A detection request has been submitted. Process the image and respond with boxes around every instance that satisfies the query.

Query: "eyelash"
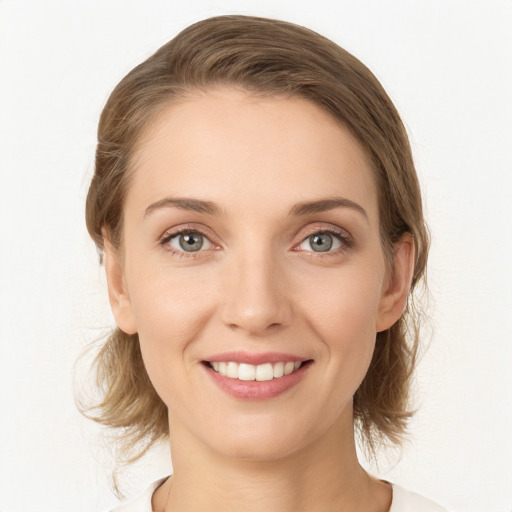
[159,225,353,259]
[294,226,353,257]
[159,225,217,259]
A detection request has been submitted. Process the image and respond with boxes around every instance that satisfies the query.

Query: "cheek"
[128,259,217,337]
[303,261,384,332]
[125,262,218,390]
[300,260,385,374]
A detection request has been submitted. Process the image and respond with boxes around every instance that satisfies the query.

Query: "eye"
[298,231,344,253]
[165,231,213,253]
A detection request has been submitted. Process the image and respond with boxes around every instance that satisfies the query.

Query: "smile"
[208,361,303,381]
[202,356,313,400]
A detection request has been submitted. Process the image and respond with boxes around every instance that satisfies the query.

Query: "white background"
[1,1,511,511]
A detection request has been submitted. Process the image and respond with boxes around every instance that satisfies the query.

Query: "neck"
[153,411,391,512]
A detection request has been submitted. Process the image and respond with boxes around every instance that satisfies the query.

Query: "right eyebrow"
[144,197,220,217]
[289,197,369,223]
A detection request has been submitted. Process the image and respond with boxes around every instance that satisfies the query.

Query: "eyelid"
[293,223,354,253]
[159,224,220,255]
[158,222,353,257]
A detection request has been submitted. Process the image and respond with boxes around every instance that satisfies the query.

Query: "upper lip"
[203,351,310,365]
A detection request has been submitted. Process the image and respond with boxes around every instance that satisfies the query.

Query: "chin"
[200,413,320,462]
[212,436,301,462]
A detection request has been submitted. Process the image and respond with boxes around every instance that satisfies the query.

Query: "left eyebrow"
[289,197,369,223]
[144,197,220,217]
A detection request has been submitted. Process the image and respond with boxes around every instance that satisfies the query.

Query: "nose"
[220,248,292,336]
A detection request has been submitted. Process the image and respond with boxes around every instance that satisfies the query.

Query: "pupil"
[310,233,332,252]
[179,233,203,252]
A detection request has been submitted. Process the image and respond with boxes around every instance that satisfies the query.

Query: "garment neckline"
[148,476,397,512]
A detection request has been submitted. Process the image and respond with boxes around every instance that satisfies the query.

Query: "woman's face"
[105,88,410,460]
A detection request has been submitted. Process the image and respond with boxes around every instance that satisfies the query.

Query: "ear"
[375,233,415,333]
[102,231,138,335]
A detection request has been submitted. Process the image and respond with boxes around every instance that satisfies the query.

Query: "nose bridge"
[221,240,291,334]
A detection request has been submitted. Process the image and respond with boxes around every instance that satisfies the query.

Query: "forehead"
[126,88,378,222]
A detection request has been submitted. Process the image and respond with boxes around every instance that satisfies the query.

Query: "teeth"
[210,361,304,380]
[273,362,284,378]
[239,363,256,381]
[284,362,295,375]
[255,363,273,381]
[226,362,238,378]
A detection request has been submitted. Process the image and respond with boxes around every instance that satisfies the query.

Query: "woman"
[84,15,448,512]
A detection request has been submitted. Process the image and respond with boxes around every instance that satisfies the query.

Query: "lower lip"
[203,363,311,400]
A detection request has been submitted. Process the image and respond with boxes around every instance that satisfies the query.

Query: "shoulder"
[390,484,449,512]
[106,477,168,512]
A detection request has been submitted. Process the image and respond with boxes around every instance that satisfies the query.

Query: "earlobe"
[376,233,415,333]
[102,233,138,335]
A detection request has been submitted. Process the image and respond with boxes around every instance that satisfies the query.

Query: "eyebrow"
[144,196,368,221]
[144,197,220,217]
[289,197,368,221]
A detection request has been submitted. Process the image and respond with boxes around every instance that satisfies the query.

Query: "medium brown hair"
[84,14,429,464]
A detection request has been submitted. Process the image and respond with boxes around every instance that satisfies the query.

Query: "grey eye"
[298,232,342,253]
[169,232,212,252]
[180,233,203,252]
[309,233,333,252]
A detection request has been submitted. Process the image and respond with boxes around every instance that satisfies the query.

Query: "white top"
[108,477,449,512]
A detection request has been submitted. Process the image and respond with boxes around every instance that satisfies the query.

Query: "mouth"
[203,360,311,381]
[201,357,313,400]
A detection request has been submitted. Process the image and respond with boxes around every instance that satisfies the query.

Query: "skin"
[104,88,414,511]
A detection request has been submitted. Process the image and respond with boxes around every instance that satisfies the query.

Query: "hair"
[83,14,429,465]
